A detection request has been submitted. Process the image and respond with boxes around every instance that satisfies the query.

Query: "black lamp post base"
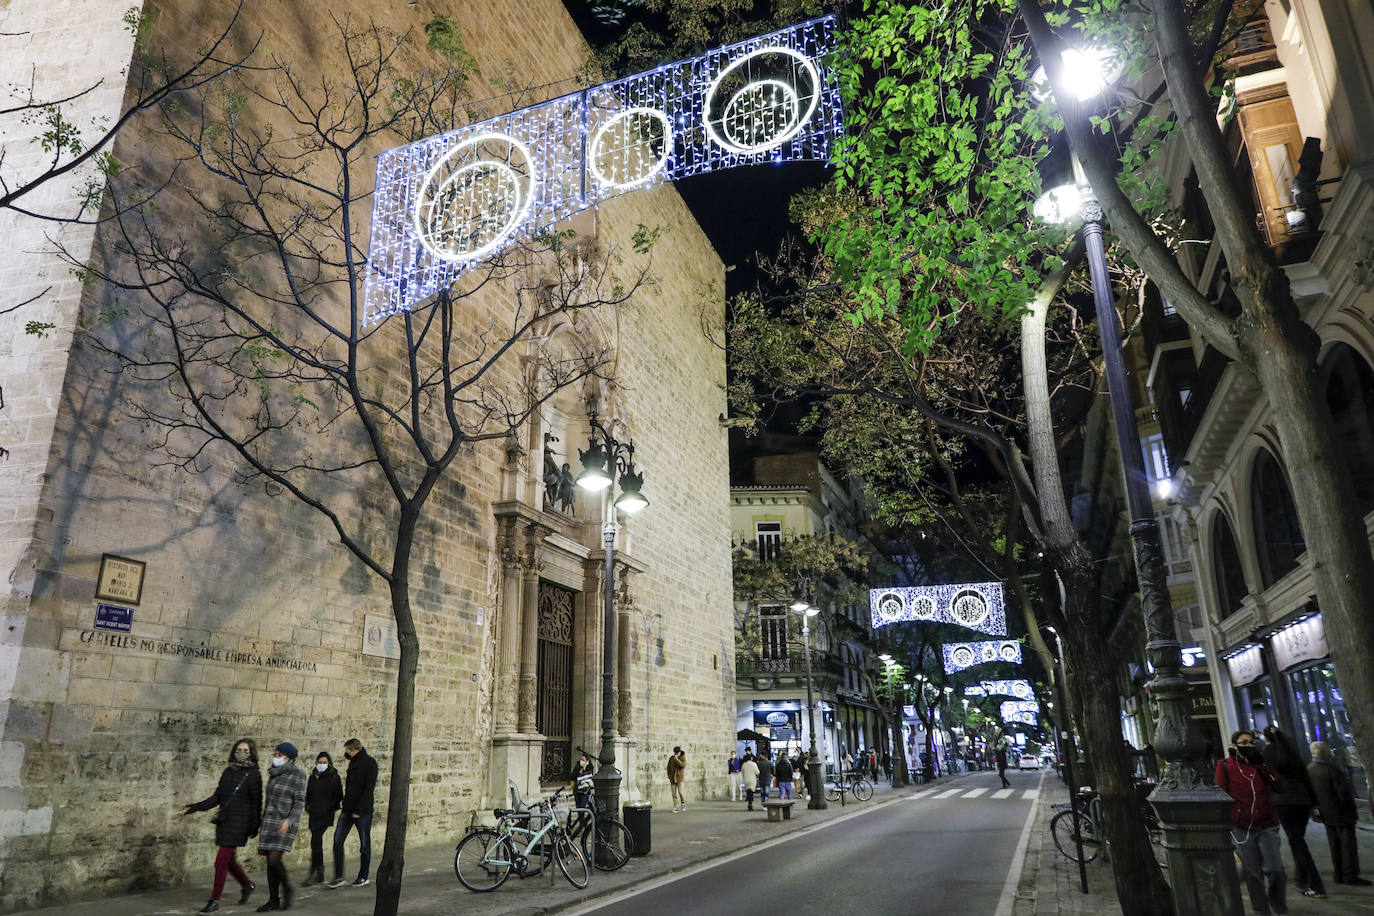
[806,761,827,809]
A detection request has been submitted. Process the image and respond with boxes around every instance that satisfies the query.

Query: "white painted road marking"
[992,788,1016,799]
[962,788,988,798]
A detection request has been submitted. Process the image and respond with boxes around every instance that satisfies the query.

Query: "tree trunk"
[374,551,420,916]
[1061,576,1175,916]
[1022,268,1174,914]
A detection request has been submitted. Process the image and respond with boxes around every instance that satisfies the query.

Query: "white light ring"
[721,78,800,149]
[413,132,536,263]
[588,107,673,191]
[424,161,521,258]
[703,46,820,155]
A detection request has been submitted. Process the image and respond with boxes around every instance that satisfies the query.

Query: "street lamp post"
[878,655,903,788]
[791,600,827,809]
[1033,45,1243,915]
[576,406,650,830]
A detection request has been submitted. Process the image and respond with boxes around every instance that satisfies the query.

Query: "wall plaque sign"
[95,554,146,605]
[363,613,401,660]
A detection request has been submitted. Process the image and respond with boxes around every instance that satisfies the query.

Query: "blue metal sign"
[94,603,134,633]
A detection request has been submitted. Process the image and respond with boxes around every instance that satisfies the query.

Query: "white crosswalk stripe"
[935,788,964,799]
[991,788,1016,799]
[961,788,988,798]
[1023,789,1039,799]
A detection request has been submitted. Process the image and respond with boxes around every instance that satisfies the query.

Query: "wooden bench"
[762,799,795,822]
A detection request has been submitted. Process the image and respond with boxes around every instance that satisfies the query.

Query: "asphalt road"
[572,769,1045,916]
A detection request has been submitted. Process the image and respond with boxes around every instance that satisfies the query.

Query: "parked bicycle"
[1049,782,1167,868]
[824,769,873,802]
[566,795,635,871]
[454,786,589,892]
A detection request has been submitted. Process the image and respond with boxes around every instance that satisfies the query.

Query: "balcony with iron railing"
[735,649,831,679]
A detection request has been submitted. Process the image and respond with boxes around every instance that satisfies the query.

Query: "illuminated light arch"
[942,639,1023,675]
[363,15,842,324]
[588,107,673,190]
[413,133,535,262]
[869,581,1007,636]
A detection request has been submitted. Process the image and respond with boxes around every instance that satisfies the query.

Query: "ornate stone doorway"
[537,581,575,782]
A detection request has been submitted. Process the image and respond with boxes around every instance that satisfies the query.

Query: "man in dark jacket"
[1263,725,1326,897]
[756,753,775,805]
[328,738,378,889]
[1309,740,1371,886]
[1216,730,1288,915]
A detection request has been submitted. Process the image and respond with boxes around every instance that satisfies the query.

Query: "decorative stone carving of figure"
[543,433,561,508]
[556,463,577,515]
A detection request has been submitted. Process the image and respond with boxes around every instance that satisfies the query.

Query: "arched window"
[1321,342,1374,513]
[1210,510,1248,619]
[1250,448,1306,588]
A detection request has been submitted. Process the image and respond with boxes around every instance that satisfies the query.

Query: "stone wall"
[0,0,734,909]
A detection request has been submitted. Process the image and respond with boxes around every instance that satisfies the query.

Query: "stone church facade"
[0,1,735,909]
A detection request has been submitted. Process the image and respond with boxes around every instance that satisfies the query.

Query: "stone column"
[517,523,544,735]
[495,516,524,735]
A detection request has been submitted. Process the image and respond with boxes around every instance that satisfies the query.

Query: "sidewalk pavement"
[1020,776,1374,916]
[10,776,943,916]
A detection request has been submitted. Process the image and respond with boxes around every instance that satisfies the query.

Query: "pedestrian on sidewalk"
[775,751,794,800]
[1309,740,1371,886]
[741,752,761,811]
[1216,730,1289,916]
[756,753,775,806]
[1262,726,1326,898]
[667,747,687,812]
[182,738,262,914]
[572,752,595,811]
[727,751,743,801]
[257,741,307,912]
[304,751,343,887]
[329,737,378,889]
[995,744,1010,789]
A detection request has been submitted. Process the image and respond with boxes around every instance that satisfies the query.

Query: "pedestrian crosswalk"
[908,787,1039,802]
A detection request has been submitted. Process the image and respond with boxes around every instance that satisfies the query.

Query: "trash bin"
[622,802,651,856]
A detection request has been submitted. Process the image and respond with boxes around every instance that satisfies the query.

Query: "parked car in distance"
[1018,754,1041,770]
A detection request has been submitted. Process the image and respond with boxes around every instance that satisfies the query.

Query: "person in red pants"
[183,738,262,914]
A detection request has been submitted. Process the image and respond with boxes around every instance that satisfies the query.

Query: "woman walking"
[303,751,343,886]
[572,752,595,811]
[1216,730,1288,916]
[182,738,262,914]
[257,742,307,911]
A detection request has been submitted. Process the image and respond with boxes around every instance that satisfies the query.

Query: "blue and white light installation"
[870,581,1007,636]
[363,15,843,324]
[965,679,1035,700]
[1001,700,1040,726]
[942,639,1023,675]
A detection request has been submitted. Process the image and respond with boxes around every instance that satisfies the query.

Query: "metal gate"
[537,581,575,783]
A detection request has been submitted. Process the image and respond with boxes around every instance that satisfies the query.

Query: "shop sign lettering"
[1271,615,1328,672]
[1226,644,1265,687]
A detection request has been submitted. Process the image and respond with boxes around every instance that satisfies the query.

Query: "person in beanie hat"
[257,741,307,911]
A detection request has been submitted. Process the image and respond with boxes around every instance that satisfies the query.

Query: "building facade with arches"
[1147,0,1374,790]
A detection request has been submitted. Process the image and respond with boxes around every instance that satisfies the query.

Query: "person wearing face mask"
[256,742,307,911]
[182,738,263,914]
[1216,730,1289,915]
[303,752,343,886]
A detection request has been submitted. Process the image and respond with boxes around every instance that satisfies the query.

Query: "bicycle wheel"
[1050,809,1100,863]
[454,829,512,892]
[851,779,874,801]
[584,818,634,871]
[553,830,590,889]
[825,782,840,802]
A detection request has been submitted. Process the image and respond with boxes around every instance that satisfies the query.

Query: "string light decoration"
[968,679,1035,700]
[1000,700,1040,725]
[942,639,1023,675]
[869,581,1007,636]
[362,15,843,324]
